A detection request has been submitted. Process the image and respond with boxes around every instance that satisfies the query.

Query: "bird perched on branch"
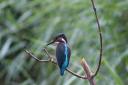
[47,33,71,75]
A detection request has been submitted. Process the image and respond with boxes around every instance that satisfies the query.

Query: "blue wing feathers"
[56,43,71,75]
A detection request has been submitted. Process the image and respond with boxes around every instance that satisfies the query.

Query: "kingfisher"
[47,33,71,76]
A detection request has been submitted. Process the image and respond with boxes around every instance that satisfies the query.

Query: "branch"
[25,50,50,62]
[66,68,87,79]
[25,50,87,79]
[90,0,103,78]
[81,58,95,85]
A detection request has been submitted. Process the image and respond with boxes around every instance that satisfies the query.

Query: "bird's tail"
[60,68,65,76]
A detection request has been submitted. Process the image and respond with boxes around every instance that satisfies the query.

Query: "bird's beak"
[46,40,54,46]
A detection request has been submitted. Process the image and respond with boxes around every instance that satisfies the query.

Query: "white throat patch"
[61,38,66,43]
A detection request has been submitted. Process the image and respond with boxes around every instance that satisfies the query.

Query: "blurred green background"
[0,0,128,85]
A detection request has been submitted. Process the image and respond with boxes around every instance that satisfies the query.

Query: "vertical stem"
[90,0,103,78]
[89,78,96,85]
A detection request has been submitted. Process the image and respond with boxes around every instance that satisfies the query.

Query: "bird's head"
[47,33,68,46]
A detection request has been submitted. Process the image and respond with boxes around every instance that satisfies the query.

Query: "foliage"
[0,0,128,85]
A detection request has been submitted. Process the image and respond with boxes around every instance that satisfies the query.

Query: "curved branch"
[25,50,87,79]
[90,0,103,78]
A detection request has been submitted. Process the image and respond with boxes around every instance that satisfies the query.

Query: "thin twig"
[25,50,50,62]
[43,48,51,59]
[90,0,103,78]
[25,50,87,79]
[66,68,87,79]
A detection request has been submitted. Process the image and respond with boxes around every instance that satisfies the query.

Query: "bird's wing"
[56,43,66,68]
[56,43,71,68]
